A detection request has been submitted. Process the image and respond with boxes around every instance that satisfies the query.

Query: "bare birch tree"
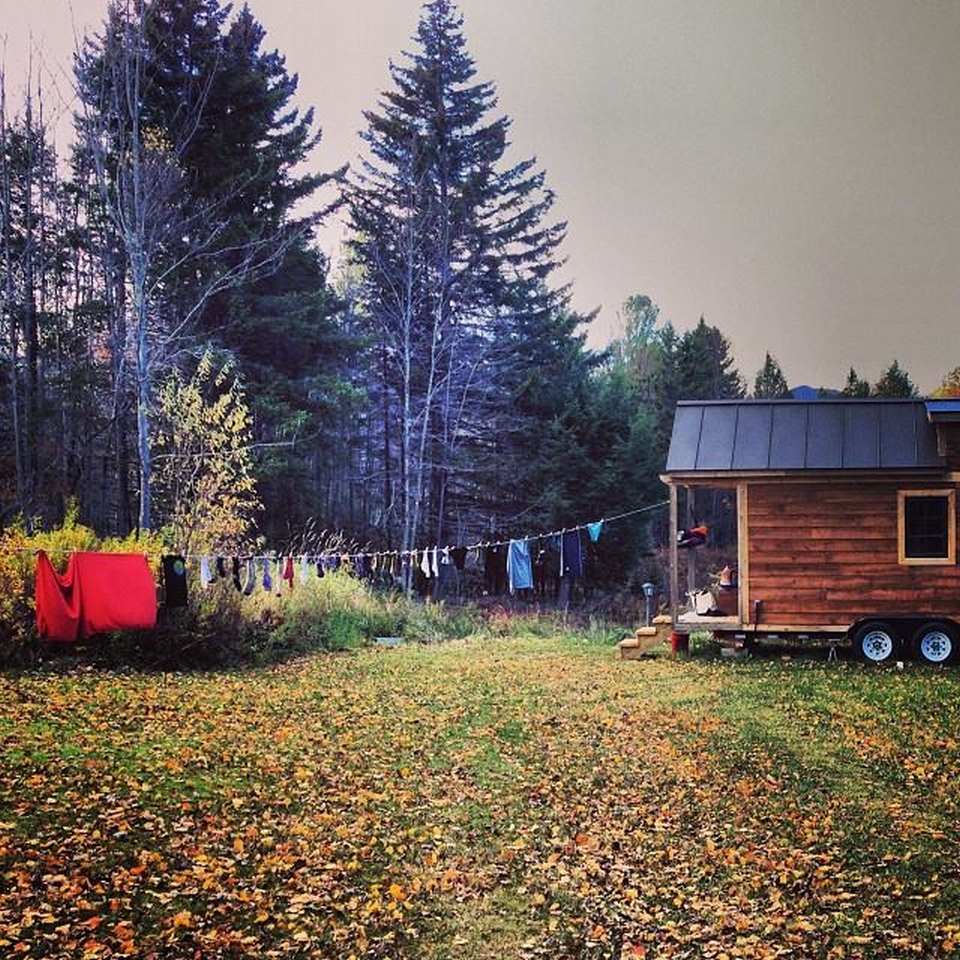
[74,0,320,532]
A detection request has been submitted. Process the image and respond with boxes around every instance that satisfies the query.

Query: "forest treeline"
[0,0,952,581]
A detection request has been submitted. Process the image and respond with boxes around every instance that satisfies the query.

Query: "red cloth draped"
[35,551,157,641]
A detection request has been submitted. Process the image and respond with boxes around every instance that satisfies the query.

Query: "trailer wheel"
[912,622,958,665]
[852,622,898,664]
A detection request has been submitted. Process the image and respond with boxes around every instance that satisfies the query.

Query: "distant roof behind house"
[664,399,945,475]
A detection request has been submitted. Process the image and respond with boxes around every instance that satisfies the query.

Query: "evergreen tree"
[872,360,917,398]
[0,86,68,525]
[346,0,567,553]
[753,351,790,398]
[673,317,745,401]
[841,367,871,397]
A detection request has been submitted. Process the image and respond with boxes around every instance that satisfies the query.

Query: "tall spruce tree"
[674,317,745,401]
[346,0,568,556]
[753,351,790,398]
[873,360,917,398]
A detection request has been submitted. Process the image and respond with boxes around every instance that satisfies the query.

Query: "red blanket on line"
[35,551,157,641]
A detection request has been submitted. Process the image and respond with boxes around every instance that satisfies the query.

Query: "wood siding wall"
[747,482,960,627]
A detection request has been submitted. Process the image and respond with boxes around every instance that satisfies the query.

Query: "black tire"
[912,622,958,665]
[852,621,899,664]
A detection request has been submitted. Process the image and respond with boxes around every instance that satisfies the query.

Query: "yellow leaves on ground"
[0,637,959,958]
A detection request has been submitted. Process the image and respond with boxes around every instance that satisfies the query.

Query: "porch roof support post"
[669,483,679,627]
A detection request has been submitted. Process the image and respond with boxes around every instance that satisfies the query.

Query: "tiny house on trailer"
[661,398,960,664]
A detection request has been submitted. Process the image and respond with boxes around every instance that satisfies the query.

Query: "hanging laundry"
[199,556,215,589]
[560,530,584,579]
[450,546,467,571]
[587,520,604,543]
[162,555,188,608]
[216,556,227,579]
[300,554,311,584]
[282,556,295,590]
[430,547,440,577]
[508,539,534,593]
[533,540,560,600]
[242,557,257,596]
[260,557,273,592]
[231,557,242,592]
[35,551,157,642]
[420,549,432,579]
[484,544,507,595]
[315,557,325,578]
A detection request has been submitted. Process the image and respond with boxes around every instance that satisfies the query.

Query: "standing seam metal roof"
[664,400,945,474]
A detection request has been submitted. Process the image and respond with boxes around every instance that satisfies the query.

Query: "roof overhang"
[660,468,953,488]
[925,399,960,424]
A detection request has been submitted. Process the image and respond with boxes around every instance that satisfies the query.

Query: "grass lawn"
[1,635,959,959]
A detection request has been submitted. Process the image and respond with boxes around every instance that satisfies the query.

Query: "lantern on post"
[641,581,656,626]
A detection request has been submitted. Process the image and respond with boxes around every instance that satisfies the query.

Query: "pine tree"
[841,367,871,397]
[753,352,790,398]
[346,0,567,554]
[872,360,917,398]
[674,317,745,401]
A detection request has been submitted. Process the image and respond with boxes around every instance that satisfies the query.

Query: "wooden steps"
[618,614,672,659]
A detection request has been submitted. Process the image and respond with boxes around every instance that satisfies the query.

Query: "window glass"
[903,495,950,559]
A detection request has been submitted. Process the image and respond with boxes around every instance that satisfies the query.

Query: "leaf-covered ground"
[1,637,959,959]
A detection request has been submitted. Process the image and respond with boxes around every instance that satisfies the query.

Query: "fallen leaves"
[0,640,959,957]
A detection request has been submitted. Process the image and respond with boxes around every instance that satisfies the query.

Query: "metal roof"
[665,400,945,474]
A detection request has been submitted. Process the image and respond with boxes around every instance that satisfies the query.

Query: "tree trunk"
[22,89,39,518]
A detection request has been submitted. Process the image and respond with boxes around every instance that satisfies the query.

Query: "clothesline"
[12,498,671,562]
[462,499,671,553]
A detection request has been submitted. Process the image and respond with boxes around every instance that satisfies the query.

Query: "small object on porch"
[677,524,709,549]
[718,565,736,588]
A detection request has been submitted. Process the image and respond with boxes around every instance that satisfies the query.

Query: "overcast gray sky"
[3,0,959,392]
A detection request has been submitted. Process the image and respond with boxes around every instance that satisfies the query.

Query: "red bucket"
[670,631,689,655]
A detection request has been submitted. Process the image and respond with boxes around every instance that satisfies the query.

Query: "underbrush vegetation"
[0,513,616,669]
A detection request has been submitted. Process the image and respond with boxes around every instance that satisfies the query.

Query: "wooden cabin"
[661,398,960,663]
